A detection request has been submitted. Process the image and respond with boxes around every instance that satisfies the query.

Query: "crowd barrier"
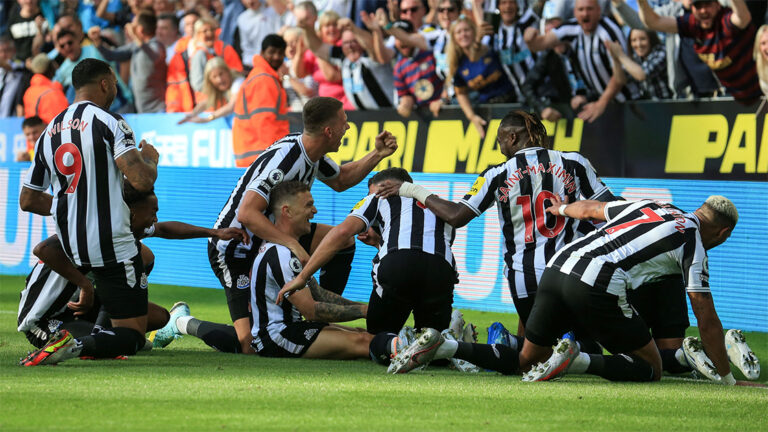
[1,163,766,331]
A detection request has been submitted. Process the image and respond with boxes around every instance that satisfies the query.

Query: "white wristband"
[720,372,736,386]
[558,205,568,216]
[399,181,433,204]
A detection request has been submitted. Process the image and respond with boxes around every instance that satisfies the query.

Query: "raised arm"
[605,41,633,82]
[237,191,308,262]
[611,0,645,30]
[729,0,752,29]
[636,0,678,33]
[524,27,561,52]
[296,7,332,62]
[360,11,396,64]
[322,131,397,192]
[115,141,159,192]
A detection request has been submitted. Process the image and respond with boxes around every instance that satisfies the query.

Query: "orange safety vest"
[165,40,244,113]
[23,74,69,124]
[232,54,289,167]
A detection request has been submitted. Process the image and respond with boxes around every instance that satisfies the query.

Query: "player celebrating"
[19,58,159,366]
[204,96,398,354]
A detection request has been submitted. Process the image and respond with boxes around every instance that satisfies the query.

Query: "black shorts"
[525,269,652,354]
[85,253,147,320]
[251,321,328,357]
[209,224,317,322]
[367,249,456,334]
[628,275,689,339]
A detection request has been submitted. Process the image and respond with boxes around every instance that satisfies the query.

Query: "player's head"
[72,58,118,110]
[270,181,316,237]
[124,181,158,236]
[303,97,349,151]
[261,34,287,71]
[696,195,738,250]
[496,110,549,158]
[368,168,413,194]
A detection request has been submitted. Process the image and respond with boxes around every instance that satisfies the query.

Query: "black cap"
[392,20,415,33]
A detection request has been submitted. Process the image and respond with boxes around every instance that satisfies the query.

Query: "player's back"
[24,101,137,267]
[460,147,612,277]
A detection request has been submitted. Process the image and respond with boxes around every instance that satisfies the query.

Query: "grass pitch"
[1,275,766,431]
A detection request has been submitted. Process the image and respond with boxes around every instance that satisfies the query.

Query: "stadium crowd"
[3,0,768,142]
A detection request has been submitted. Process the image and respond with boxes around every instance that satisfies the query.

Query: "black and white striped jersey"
[459,147,613,282]
[552,16,640,102]
[328,47,394,110]
[23,101,138,267]
[249,242,305,354]
[210,133,340,261]
[549,200,710,296]
[348,194,457,268]
[17,262,79,335]
[493,8,540,97]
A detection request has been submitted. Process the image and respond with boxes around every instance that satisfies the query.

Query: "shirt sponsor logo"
[466,177,485,196]
[352,198,366,210]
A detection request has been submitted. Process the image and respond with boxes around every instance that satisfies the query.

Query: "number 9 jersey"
[458,146,614,321]
[23,101,138,267]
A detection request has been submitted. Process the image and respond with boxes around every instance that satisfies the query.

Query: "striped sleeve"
[272,246,301,287]
[565,153,611,200]
[23,140,51,191]
[459,166,501,216]
[317,155,340,180]
[348,194,380,231]
[603,200,645,222]
[552,20,582,43]
[108,113,137,159]
[246,145,300,200]
[680,229,710,293]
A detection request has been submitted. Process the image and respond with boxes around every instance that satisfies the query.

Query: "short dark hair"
[136,10,158,36]
[72,58,114,90]
[22,116,45,128]
[303,97,344,135]
[269,181,311,214]
[157,13,179,30]
[262,33,287,52]
[56,29,76,41]
[123,181,155,206]
[498,110,549,150]
[370,168,413,186]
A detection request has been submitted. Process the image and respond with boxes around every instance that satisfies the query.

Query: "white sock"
[569,352,591,374]
[175,316,193,335]
[435,339,459,359]
[675,348,688,367]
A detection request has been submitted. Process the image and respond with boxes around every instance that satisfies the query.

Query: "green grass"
[1,274,766,431]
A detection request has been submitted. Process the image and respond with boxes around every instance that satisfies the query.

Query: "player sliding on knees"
[385,196,760,386]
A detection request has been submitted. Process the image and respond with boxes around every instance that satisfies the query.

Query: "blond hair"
[318,10,340,28]
[704,195,738,228]
[202,57,236,110]
[446,16,487,82]
[753,25,768,95]
[193,16,219,36]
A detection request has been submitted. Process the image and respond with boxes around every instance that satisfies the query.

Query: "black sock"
[186,319,241,353]
[576,338,603,355]
[78,327,145,358]
[586,354,655,381]
[93,307,111,331]
[320,244,355,295]
[660,349,691,374]
[512,335,524,350]
[61,320,96,338]
[454,342,519,375]
[369,332,397,365]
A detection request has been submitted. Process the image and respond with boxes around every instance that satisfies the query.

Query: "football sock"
[454,342,519,375]
[661,348,692,374]
[93,307,111,332]
[435,339,458,359]
[61,320,97,339]
[178,317,240,353]
[319,244,355,295]
[510,335,523,350]
[569,352,591,374]
[585,354,655,382]
[78,327,145,358]
[369,332,397,365]
[575,338,602,355]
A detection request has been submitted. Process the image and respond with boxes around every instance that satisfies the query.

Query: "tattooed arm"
[307,277,360,306]
[287,283,368,323]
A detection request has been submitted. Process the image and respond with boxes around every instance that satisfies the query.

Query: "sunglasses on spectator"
[438,7,457,13]
[401,6,422,14]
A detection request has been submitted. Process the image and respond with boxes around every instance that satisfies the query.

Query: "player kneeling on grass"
[386,196,759,386]
[18,183,247,365]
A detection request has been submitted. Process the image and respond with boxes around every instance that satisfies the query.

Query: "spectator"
[525,0,639,123]
[231,34,289,167]
[53,29,134,111]
[545,0,613,20]
[637,0,761,105]
[16,115,45,162]
[78,0,123,31]
[46,15,92,74]
[0,36,24,117]
[23,53,68,123]
[219,0,245,46]
[5,0,47,61]
[447,16,515,137]
[174,10,201,53]
[156,13,182,63]
[166,16,243,113]
[605,29,672,99]
[95,0,145,27]
[298,6,395,110]
[179,56,243,123]
[521,9,587,121]
[754,24,768,96]
[234,0,281,69]
[612,0,723,99]
[389,20,443,117]
[153,0,176,15]
[282,27,317,111]
[294,5,351,110]
[90,10,168,113]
